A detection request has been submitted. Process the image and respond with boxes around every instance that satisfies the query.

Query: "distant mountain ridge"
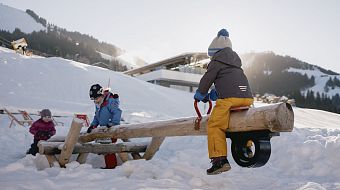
[241,52,340,113]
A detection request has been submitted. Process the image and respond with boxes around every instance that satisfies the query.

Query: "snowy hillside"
[241,52,340,100]
[287,67,340,97]
[98,51,147,70]
[0,3,45,33]
[1,47,340,190]
[0,47,196,121]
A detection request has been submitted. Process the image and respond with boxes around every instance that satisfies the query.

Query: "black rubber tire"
[231,135,271,168]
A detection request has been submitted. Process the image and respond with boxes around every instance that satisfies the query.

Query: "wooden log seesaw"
[38,102,294,168]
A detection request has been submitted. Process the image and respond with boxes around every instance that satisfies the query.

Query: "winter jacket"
[90,92,122,127]
[198,47,253,99]
[29,119,56,141]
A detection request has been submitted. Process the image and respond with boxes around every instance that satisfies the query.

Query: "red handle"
[194,100,212,130]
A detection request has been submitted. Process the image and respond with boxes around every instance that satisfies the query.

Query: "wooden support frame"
[37,103,294,167]
[42,137,148,165]
[142,137,165,160]
[18,110,33,126]
[122,138,142,160]
[38,141,149,155]
[58,118,83,167]
[45,155,58,167]
[3,108,32,127]
[117,153,129,162]
[76,153,89,164]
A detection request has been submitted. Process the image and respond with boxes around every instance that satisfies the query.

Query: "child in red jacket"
[27,109,56,156]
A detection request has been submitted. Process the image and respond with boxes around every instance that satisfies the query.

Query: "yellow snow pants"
[207,97,254,158]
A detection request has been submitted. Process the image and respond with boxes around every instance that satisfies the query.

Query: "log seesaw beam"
[78,103,294,143]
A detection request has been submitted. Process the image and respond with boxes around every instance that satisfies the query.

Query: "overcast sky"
[1,0,340,73]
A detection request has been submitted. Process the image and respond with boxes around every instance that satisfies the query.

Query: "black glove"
[202,95,210,103]
[106,123,113,128]
[87,125,97,133]
[38,131,49,136]
[36,131,51,139]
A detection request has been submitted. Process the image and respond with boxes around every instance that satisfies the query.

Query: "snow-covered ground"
[0,3,45,33]
[1,47,340,190]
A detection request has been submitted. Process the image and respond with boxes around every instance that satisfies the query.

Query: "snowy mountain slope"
[287,67,340,97]
[98,51,147,70]
[242,52,340,99]
[0,47,340,190]
[0,47,196,122]
[0,3,45,33]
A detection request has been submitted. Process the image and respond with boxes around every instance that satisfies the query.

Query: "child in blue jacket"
[88,84,122,132]
[88,84,122,169]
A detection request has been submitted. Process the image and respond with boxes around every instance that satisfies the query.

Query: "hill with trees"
[0,8,127,71]
[242,52,340,113]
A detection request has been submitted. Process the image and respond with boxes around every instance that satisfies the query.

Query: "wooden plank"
[76,153,89,164]
[39,141,149,155]
[47,137,144,160]
[142,137,165,160]
[58,118,83,167]
[79,103,294,143]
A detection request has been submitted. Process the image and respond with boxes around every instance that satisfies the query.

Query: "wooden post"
[142,137,165,160]
[117,153,129,162]
[79,103,294,143]
[131,153,142,160]
[76,153,89,164]
[45,155,58,167]
[59,118,83,167]
[122,138,142,160]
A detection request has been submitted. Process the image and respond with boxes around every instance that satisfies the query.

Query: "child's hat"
[41,109,52,118]
[208,28,232,57]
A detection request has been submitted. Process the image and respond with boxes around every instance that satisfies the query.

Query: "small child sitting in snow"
[27,109,56,156]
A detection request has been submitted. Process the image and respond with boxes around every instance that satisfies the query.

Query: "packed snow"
[1,47,340,190]
[0,3,45,33]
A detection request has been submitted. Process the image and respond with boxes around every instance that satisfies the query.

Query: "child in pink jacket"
[27,109,56,156]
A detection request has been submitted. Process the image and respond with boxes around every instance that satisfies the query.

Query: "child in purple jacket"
[27,109,56,156]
